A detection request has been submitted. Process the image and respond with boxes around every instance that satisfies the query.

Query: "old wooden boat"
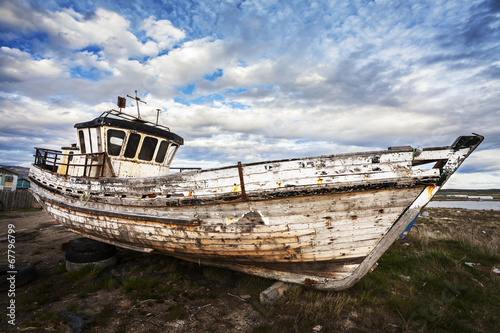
[28,108,483,290]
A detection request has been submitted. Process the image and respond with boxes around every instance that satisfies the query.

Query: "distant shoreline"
[427,200,500,210]
[435,189,500,201]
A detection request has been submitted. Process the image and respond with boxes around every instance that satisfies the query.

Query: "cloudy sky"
[1,0,499,188]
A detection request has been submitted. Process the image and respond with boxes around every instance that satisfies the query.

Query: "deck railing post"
[43,151,47,169]
[53,152,58,172]
[100,153,105,177]
[237,162,247,200]
[83,154,88,177]
[65,152,70,176]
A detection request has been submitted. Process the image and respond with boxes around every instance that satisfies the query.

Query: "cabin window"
[107,129,126,156]
[155,140,169,163]
[124,133,141,158]
[78,130,86,154]
[166,143,178,165]
[138,136,158,161]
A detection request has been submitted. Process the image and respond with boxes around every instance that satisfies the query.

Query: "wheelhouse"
[35,110,184,178]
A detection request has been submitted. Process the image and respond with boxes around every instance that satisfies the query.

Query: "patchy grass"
[243,207,500,332]
[165,304,188,321]
[31,248,42,255]
[18,281,64,308]
[202,266,233,284]
[340,207,500,332]
[1,207,498,332]
[93,304,115,327]
[63,265,100,283]
[18,311,67,330]
[233,274,274,297]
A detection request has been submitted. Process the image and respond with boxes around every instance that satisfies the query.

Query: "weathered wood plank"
[260,282,291,305]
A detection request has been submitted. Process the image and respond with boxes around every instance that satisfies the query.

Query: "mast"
[127,90,146,119]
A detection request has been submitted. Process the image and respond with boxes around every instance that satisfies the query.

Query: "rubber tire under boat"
[66,256,118,272]
[68,238,112,252]
[65,238,117,272]
[0,264,36,291]
[65,247,116,263]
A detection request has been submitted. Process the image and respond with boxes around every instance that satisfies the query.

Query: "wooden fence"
[0,189,36,210]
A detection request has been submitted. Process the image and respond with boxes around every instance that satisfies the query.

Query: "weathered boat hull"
[29,134,483,289]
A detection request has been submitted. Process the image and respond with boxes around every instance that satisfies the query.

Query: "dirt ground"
[0,210,264,332]
[0,210,80,273]
[2,206,499,332]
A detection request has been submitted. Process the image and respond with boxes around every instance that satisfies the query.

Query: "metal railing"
[34,147,200,177]
[34,147,108,177]
[170,167,202,173]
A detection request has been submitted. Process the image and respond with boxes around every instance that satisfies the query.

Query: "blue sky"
[1,0,499,188]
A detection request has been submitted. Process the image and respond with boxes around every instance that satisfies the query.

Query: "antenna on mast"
[126,90,146,119]
[156,109,162,125]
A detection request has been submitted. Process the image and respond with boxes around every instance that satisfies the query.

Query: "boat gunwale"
[188,145,454,174]
[29,144,449,183]
[29,166,437,207]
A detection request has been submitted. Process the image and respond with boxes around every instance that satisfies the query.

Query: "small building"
[17,176,31,189]
[0,167,19,191]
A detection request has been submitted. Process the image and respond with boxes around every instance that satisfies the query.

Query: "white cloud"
[0,0,498,188]
[0,47,64,81]
[296,73,327,85]
[444,172,500,189]
[0,92,93,132]
[0,92,97,167]
[461,148,500,173]
[0,3,159,61]
[141,16,186,50]
[149,37,231,90]
[217,59,279,87]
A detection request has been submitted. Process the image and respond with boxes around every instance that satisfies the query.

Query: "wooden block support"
[259,282,291,305]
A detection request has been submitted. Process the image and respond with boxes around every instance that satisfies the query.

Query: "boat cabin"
[34,110,184,178]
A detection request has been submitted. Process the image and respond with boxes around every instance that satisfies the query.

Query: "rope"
[79,192,91,206]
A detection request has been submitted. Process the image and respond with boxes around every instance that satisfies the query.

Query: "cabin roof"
[74,110,184,145]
